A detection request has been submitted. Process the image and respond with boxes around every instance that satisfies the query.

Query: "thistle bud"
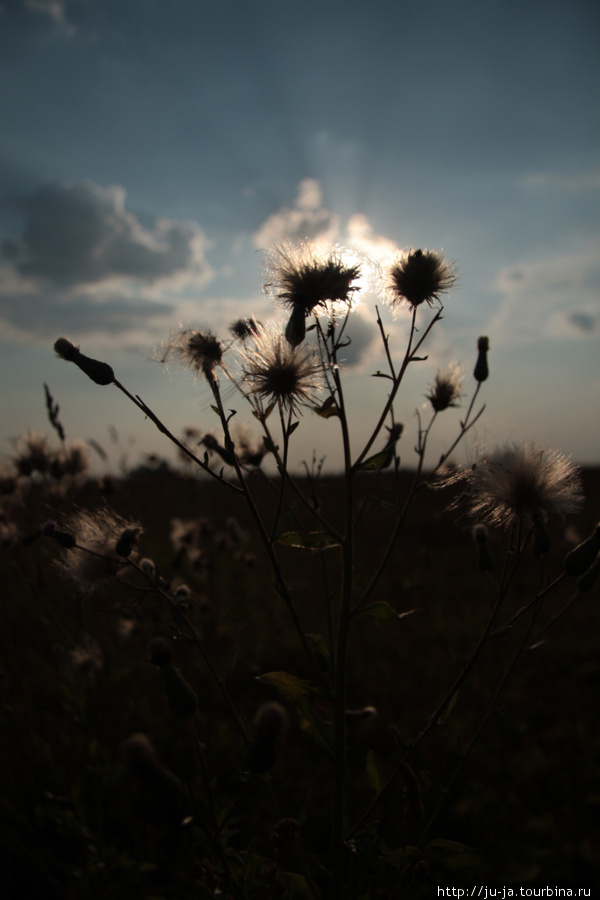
[472,523,493,573]
[54,337,115,386]
[285,305,307,347]
[253,702,288,744]
[532,518,551,558]
[577,556,600,593]
[41,520,76,549]
[564,523,600,576]
[122,733,189,828]
[473,336,489,383]
[116,527,140,558]
[244,702,288,773]
[147,637,197,718]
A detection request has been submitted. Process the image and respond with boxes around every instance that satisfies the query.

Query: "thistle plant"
[45,239,594,896]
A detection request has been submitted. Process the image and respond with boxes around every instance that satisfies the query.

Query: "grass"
[1,463,599,897]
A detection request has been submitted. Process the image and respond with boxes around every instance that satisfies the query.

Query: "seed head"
[229,317,263,340]
[426,364,463,412]
[266,243,361,345]
[240,326,325,415]
[385,248,456,310]
[445,442,583,529]
[55,508,142,591]
[170,329,223,383]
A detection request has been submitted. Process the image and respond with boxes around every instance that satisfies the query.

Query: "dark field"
[1,465,599,898]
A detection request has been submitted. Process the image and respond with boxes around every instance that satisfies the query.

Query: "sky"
[1,0,599,475]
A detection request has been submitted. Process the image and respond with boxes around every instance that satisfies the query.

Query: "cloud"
[3,181,212,288]
[487,241,600,345]
[345,213,398,263]
[521,167,600,193]
[252,178,340,248]
[0,179,215,346]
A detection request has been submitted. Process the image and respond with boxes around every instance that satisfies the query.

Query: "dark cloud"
[2,181,211,288]
[0,291,174,339]
[568,311,596,334]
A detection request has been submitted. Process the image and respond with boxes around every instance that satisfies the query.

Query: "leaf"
[355,449,394,471]
[256,671,318,702]
[371,371,394,380]
[436,690,459,726]
[426,838,477,854]
[315,396,340,418]
[282,872,315,900]
[287,420,300,437]
[366,749,382,796]
[357,602,417,623]
[210,404,220,416]
[305,633,330,665]
[382,845,424,870]
[277,531,341,551]
[296,697,334,756]
[273,505,297,541]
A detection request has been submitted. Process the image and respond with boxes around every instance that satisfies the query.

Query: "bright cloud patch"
[488,241,600,345]
[0,180,214,345]
[253,178,340,248]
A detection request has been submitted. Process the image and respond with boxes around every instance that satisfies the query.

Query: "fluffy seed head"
[168,329,223,382]
[446,442,583,528]
[240,327,324,415]
[55,508,142,591]
[426,364,463,412]
[265,243,361,319]
[385,248,456,309]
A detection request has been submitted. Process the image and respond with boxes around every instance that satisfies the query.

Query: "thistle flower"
[446,442,583,529]
[385,248,456,310]
[55,508,142,591]
[167,329,223,383]
[240,327,325,415]
[265,243,361,346]
[426,364,463,412]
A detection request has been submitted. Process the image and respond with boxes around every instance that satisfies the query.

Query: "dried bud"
[41,520,77,549]
[54,337,115,386]
[159,661,197,718]
[147,636,173,666]
[253,702,288,744]
[472,523,493,572]
[116,527,140,558]
[122,733,189,828]
[473,336,489,383]
[564,523,600,576]
[577,556,600,593]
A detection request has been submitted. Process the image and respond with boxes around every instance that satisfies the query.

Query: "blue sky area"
[1,0,599,473]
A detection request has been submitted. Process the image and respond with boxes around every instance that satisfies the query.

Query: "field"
[1,462,599,898]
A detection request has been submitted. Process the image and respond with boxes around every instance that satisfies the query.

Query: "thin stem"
[111,378,243,494]
[210,379,328,691]
[354,306,442,469]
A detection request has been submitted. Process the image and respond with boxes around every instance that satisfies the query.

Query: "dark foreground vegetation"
[1,465,599,898]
